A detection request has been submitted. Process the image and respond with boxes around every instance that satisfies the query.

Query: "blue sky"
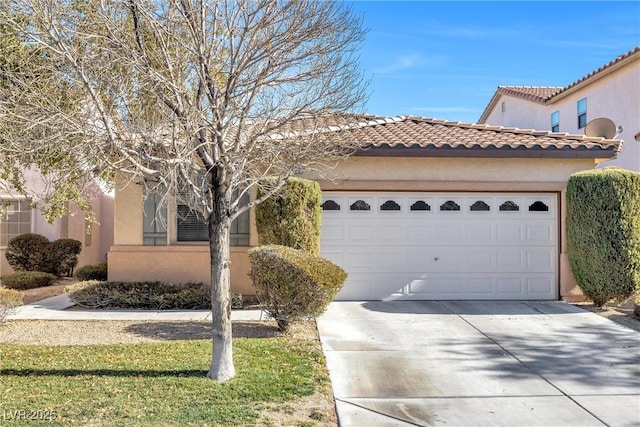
[348,1,640,123]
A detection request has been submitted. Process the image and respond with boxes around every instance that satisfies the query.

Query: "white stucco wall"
[482,57,640,171]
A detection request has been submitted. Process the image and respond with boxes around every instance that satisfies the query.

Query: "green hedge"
[255,177,322,255]
[5,233,50,272]
[74,262,108,281]
[248,245,346,331]
[566,167,640,306]
[5,233,82,276]
[1,271,58,290]
[65,281,210,309]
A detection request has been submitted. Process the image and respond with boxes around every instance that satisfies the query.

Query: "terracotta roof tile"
[495,86,564,103]
[275,115,621,159]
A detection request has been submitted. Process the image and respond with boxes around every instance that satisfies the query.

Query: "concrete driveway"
[317,301,640,426]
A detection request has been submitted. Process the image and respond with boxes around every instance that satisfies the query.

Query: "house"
[478,46,640,171]
[0,168,114,276]
[107,115,621,301]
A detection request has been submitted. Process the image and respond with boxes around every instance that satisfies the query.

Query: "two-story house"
[478,47,640,171]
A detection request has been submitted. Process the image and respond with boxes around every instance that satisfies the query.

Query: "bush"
[248,245,346,332]
[567,167,640,306]
[256,177,322,255]
[0,288,23,322]
[1,271,57,290]
[65,281,210,309]
[48,239,82,277]
[74,262,108,281]
[5,233,82,276]
[5,233,50,272]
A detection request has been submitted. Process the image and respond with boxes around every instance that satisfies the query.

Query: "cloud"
[374,53,423,74]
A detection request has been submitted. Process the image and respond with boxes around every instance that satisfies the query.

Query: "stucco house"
[478,46,640,171]
[0,168,114,276]
[108,115,621,302]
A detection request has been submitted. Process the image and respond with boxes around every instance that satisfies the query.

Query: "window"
[176,192,250,246]
[551,111,560,132]
[0,199,31,246]
[577,98,587,129]
[143,192,167,246]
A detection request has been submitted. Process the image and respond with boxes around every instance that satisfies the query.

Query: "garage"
[320,192,557,301]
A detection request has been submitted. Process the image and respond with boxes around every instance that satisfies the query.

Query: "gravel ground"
[0,319,320,345]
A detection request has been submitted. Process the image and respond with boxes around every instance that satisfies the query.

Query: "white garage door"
[320,192,558,300]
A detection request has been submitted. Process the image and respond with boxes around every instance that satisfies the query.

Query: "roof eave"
[355,146,619,159]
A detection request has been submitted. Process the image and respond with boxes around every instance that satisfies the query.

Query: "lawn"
[0,336,331,426]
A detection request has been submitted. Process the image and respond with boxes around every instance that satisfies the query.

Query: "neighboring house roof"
[278,115,622,159]
[478,46,640,123]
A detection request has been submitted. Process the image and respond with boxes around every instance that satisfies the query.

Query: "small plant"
[249,245,346,332]
[1,271,57,290]
[5,233,50,272]
[66,280,210,309]
[48,238,82,277]
[232,292,244,309]
[0,288,23,322]
[74,262,108,281]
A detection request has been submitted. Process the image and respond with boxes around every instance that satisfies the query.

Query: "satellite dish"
[584,117,617,139]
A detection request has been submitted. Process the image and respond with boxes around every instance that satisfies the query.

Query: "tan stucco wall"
[110,180,256,294]
[109,156,597,299]
[108,246,254,295]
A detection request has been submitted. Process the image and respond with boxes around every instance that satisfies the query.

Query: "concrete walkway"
[317,301,640,427]
[7,294,266,321]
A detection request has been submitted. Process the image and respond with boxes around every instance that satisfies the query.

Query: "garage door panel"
[526,224,554,243]
[465,223,494,242]
[496,224,524,242]
[321,192,558,301]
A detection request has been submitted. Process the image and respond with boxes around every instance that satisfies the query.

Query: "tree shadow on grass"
[1,368,206,378]
[123,321,281,340]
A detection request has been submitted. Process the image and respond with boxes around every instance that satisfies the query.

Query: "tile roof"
[478,46,640,123]
[491,86,564,103]
[273,115,622,159]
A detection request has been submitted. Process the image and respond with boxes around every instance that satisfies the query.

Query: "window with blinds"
[177,192,250,246]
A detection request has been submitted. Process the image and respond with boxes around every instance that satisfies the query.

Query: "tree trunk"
[206,205,235,381]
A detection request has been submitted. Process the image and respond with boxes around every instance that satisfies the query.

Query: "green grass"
[0,337,329,426]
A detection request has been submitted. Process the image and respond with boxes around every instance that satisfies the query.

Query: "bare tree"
[0,0,367,381]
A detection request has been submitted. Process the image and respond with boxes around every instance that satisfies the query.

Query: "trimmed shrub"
[74,262,108,281]
[567,167,640,306]
[248,245,347,332]
[256,177,322,255]
[65,281,210,309]
[48,239,82,277]
[1,271,57,290]
[0,288,23,322]
[5,233,50,272]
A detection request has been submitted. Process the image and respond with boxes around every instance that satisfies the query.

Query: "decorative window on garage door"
[529,201,549,212]
[470,201,490,211]
[500,201,520,211]
[321,200,341,211]
[380,200,401,211]
[350,200,371,211]
[410,201,431,211]
[440,200,460,211]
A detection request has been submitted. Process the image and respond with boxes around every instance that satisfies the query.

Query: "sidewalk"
[7,294,268,321]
